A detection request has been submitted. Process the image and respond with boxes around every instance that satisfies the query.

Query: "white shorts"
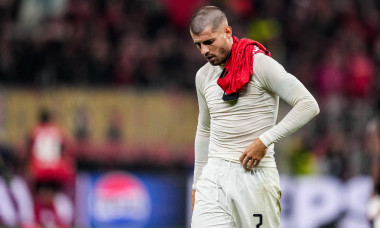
[192,158,281,228]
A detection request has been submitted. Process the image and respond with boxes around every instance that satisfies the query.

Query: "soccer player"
[190,6,319,228]
[27,108,75,227]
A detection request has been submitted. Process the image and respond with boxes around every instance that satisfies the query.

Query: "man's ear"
[224,26,232,38]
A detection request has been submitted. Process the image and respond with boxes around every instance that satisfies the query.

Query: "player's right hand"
[240,138,267,171]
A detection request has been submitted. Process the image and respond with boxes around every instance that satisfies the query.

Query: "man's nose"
[200,45,209,56]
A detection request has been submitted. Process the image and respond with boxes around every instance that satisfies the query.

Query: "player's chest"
[203,75,263,115]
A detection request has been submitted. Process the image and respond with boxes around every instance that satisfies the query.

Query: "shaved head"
[190,6,228,35]
[190,6,233,66]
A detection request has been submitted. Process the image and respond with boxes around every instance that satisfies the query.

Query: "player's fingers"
[246,159,254,170]
[242,155,251,167]
[239,152,246,163]
[253,159,260,167]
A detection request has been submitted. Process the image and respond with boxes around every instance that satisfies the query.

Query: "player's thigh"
[192,203,235,228]
[192,187,235,228]
[192,166,235,228]
[232,168,281,228]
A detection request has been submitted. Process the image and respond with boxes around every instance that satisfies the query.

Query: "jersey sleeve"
[254,54,320,147]
[193,68,210,189]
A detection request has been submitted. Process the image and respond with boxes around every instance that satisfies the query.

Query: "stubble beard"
[210,46,230,66]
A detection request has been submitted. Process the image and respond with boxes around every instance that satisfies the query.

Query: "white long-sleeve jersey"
[193,53,320,189]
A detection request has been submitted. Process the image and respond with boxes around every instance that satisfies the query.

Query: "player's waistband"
[207,157,245,168]
[207,157,276,168]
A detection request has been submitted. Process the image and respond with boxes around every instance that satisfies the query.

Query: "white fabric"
[10,176,36,225]
[367,195,380,228]
[193,53,319,189]
[192,158,281,228]
[53,192,74,226]
[0,177,17,226]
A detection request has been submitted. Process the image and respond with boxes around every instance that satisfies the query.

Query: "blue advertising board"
[76,171,187,228]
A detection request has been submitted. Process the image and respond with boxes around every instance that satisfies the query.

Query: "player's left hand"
[240,138,267,171]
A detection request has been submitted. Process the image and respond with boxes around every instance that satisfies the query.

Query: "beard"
[209,46,230,66]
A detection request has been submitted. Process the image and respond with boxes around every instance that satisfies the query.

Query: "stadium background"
[0,0,379,227]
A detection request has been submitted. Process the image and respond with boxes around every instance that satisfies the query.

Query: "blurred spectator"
[286,137,315,175]
[345,38,374,99]
[316,44,345,99]
[106,107,123,142]
[366,99,380,227]
[367,100,380,191]
[325,129,352,181]
[17,0,68,33]
[26,108,75,228]
[73,105,90,142]
[159,0,206,28]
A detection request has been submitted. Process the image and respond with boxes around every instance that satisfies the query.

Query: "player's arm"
[192,70,210,209]
[256,54,319,146]
[241,54,319,169]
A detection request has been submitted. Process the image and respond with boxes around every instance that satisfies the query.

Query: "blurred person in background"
[26,108,75,228]
[190,6,319,228]
[367,99,380,228]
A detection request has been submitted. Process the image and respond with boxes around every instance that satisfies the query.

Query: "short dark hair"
[190,6,227,34]
[39,108,52,123]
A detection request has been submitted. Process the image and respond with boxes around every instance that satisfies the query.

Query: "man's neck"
[219,50,232,67]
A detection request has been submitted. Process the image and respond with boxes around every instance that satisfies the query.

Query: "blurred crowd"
[0,0,380,180]
[0,0,202,89]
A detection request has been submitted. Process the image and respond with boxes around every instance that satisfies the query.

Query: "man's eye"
[203,40,213,45]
